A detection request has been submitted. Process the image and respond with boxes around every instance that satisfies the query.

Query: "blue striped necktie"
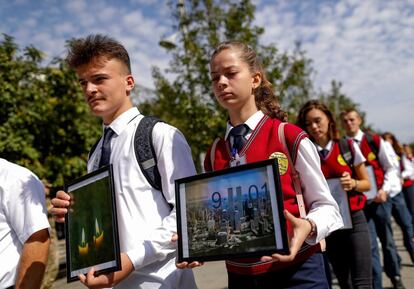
[229,124,249,152]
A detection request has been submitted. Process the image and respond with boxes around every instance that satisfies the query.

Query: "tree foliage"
[318,80,371,134]
[140,0,319,170]
[0,34,101,186]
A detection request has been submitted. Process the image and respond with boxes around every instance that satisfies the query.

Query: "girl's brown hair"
[296,99,339,141]
[382,132,402,155]
[211,41,287,121]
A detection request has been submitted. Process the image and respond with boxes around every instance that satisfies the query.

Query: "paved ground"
[52,220,414,289]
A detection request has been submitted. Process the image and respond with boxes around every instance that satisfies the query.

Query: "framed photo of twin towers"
[175,159,289,262]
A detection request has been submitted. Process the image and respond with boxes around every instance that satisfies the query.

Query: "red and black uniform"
[205,115,314,276]
[400,156,414,188]
[319,139,372,289]
[319,140,366,211]
[359,134,384,189]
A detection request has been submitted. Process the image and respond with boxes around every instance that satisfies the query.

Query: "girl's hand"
[260,210,312,263]
[176,260,204,269]
[340,172,355,191]
[172,234,204,269]
[373,189,388,203]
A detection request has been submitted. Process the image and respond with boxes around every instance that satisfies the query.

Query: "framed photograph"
[327,178,353,229]
[175,159,289,263]
[64,165,121,282]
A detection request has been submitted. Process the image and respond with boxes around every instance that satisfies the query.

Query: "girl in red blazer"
[297,100,372,289]
[178,42,343,289]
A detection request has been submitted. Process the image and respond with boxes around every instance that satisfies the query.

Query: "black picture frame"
[64,165,121,282]
[175,159,289,263]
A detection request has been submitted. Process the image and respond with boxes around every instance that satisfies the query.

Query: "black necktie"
[320,148,329,158]
[229,124,249,152]
[99,127,115,168]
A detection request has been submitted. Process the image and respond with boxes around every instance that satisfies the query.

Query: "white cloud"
[1,0,412,143]
[54,22,76,34]
[256,0,414,142]
[65,0,87,13]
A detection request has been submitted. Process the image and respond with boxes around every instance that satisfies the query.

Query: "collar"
[102,107,140,136]
[315,140,333,152]
[345,129,364,143]
[224,110,264,140]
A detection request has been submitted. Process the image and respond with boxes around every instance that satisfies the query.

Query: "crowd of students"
[297,104,414,289]
[2,35,413,289]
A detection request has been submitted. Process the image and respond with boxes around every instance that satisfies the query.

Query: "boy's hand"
[50,190,71,223]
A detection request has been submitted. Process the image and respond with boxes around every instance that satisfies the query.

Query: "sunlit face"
[305,108,330,142]
[210,49,260,114]
[76,56,134,124]
[341,111,361,136]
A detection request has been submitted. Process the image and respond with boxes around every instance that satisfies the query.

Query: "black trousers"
[326,209,372,289]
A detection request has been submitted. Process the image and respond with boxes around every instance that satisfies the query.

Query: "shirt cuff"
[381,185,390,194]
[306,212,343,244]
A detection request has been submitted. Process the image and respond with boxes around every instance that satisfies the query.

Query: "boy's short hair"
[340,108,360,119]
[66,34,131,74]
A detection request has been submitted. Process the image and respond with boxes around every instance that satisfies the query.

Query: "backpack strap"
[208,138,221,172]
[365,132,379,157]
[134,116,163,192]
[278,122,306,218]
[338,138,355,170]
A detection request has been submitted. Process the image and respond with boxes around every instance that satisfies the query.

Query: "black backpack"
[338,137,355,170]
[364,132,380,157]
[89,116,163,191]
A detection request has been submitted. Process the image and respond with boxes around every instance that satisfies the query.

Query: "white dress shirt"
[315,140,366,166]
[88,107,197,289]
[226,111,343,244]
[0,158,50,288]
[347,130,402,197]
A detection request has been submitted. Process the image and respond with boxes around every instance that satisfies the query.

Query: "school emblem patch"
[367,152,376,161]
[337,155,347,166]
[269,152,288,175]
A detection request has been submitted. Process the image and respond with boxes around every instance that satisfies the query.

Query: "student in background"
[382,132,414,263]
[297,100,372,289]
[341,109,404,289]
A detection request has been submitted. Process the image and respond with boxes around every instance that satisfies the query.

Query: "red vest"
[320,140,366,211]
[204,115,311,275]
[359,134,385,189]
[400,156,414,188]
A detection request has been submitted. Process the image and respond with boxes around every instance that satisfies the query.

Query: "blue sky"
[1,0,413,143]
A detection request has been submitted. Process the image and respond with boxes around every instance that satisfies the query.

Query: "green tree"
[0,34,100,186]
[318,80,366,135]
[140,0,316,170]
